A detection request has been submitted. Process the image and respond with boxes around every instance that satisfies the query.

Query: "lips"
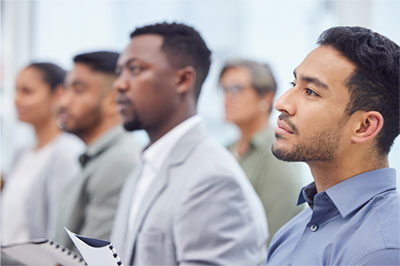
[57,110,70,124]
[15,109,26,117]
[116,96,132,113]
[116,95,131,105]
[276,120,294,134]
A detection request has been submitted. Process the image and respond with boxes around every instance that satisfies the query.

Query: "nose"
[113,73,128,93]
[59,88,72,108]
[223,91,235,102]
[14,91,21,107]
[274,88,296,116]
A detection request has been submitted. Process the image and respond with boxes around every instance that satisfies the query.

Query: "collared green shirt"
[228,126,303,244]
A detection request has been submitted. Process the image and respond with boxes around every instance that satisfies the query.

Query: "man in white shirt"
[111,22,268,265]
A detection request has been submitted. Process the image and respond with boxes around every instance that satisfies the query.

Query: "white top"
[1,133,83,244]
[1,142,55,244]
[122,115,201,257]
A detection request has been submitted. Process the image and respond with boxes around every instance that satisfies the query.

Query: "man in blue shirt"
[267,26,399,265]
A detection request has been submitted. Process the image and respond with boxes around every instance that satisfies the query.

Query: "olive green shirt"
[228,126,303,244]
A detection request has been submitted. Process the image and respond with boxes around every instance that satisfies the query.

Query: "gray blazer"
[111,122,268,266]
[52,126,141,250]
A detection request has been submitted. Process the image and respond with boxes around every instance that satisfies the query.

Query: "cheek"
[77,98,99,118]
[36,97,54,114]
[26,93,52,111]
[225,95,259,116]
[28,98,54,124]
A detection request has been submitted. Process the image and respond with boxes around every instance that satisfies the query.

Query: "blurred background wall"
[1,0,399,187]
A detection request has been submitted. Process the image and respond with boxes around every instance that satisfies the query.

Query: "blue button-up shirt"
[267,168,400,265]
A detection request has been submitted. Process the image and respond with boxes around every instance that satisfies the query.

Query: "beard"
[58,105,102,139]
[122,108,143,132]
[272,125,342,162]
[123,118,141,131]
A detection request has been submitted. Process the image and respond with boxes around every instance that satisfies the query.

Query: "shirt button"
[310,224,318,232]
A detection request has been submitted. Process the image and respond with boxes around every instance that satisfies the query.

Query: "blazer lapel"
[129,122,208,260]
[127,162,170,261]
[112,162,143,264]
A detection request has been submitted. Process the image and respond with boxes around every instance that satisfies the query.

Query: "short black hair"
[28,63,66,92]
[130,22,212,100]
[73,51,119,74]
[317,26,400,155]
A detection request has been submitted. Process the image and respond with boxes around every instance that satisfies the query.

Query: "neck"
[81,118,120,145]
[147,105,196,146]
[235,114,269,157]
[34,116,60,149]
[308,153,388,193]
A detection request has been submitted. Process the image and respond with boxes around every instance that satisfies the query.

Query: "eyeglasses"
[220,84,248,95]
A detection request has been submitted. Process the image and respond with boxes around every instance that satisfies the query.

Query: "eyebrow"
[69,80,86,87]
[115,58,138,73]
[293,70,329,89]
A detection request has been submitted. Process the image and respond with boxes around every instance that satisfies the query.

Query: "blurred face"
[272,45,355,162]
[220,67,265,126]
[14,67,57,126]
[114,34,179,132]
[58,63,105,137]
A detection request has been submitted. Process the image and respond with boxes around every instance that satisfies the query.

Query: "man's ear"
[102,90,119,117]
[176,66,196,94]
[351,111,384,144]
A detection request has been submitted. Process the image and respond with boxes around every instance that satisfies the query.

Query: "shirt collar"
[80,126,126,166]
[297,168,397,218]
[297,182,318,208]
[141,115,202,170]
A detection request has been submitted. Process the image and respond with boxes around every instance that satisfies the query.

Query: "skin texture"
[14,67,61,149]
[59,63,120,144]
[114,34,196,145]
[222,67,267,125]
[272,45,386,192]
[220,66,274,157]
[15,67,58,127]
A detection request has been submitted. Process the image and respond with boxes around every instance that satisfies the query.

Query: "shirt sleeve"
[353,249,400,265]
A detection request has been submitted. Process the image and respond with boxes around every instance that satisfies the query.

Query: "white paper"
[1,239,86,266]
[65,228,123,266]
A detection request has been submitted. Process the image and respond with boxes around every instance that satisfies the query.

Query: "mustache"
[116,95,132,105]
[278,113,298,134]
[58,107,68,116]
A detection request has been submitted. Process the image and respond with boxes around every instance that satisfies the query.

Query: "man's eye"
[305,88,319,97]
[129,65,141,75]
[73,86,85,94]
[289,82,296,88]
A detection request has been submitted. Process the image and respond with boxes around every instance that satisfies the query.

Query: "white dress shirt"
[122,115,202,257]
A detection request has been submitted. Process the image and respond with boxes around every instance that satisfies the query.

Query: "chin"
[224,115,232,122]
[271,142,295,162]
[18,117,28,123]
[123,119,141,132]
